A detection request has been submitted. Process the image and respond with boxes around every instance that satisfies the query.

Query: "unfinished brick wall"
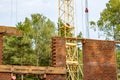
[51,37,66,67]
[46,37,66,80]
[82,39,117,80]
[0,33,11,80]
[0,34,3,64]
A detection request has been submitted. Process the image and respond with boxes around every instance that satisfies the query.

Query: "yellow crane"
[58,0,83,80]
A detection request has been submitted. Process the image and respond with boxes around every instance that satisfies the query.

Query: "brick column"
[46,37,66,80]
[0,34,3,64]
[82,39,117,80]
[0,33,11,80]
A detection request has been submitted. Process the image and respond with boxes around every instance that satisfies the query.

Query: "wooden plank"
[0,65,66,75]
[115,41,120,44]
[66,37,84,41]
[66,61,78,65]
[0,26,22,37]
[66,42,77,46]
[66,37,120,44]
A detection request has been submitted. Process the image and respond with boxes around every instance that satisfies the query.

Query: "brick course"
[0,34,11,80]
[82,39,117,80]
[46,37,66,80]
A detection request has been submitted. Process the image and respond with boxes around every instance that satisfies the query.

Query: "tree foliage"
[90,0,120,40]
[3,14,55,80]
[3,14,55,67]
[31,14,55,66]
[58,18,73,37]
[90,0,120,73]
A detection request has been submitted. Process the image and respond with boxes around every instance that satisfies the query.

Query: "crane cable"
[11,0,13,25]
[75,0,77,37]
[10,0,18,25]
[15,0,18,24]
[81,0,84,37]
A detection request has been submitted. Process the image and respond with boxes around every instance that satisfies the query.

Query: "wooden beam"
[0,65,66,75]
[66,37,84,40]
[66,42,77,46]
[115,41,120,44]
[66,37,120,44]
[66,61,78,65]
[0,26,22,37]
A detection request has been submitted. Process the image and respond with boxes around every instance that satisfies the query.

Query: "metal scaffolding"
[58,0,82,80]
[58,0,74,37]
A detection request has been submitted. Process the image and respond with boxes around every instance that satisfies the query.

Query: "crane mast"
[58,0,82,80]
[58,0,74,37]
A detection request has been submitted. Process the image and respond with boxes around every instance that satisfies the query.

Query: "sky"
[0,0,109,39]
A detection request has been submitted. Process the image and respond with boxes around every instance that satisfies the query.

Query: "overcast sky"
[0,0,109,39]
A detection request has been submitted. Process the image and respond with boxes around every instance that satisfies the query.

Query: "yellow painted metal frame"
[58,0,82,80]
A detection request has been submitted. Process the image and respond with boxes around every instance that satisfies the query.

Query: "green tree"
[3,14,55,66]
[3,18,35,66]
[58,18,73,37]
[77,32,82,38]
[31,14,55,66]
[90,1,120,78]
[3,14,56,80]
[116,46,120,69]
[90,0,120,40]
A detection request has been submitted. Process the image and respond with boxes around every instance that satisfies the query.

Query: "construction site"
[0,0,119,80]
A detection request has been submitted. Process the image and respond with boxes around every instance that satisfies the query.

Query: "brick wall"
[0,34,3,64]
[46,37,66,80]
[82,39,117,80]
[0,33,11,80]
